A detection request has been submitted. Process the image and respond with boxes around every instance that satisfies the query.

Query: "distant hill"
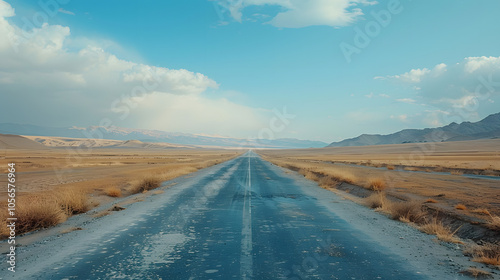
[0,124,327,149]
[0,134,49,150]
[328,112,500,147]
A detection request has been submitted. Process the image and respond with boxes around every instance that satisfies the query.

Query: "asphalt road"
[2,151,462,279]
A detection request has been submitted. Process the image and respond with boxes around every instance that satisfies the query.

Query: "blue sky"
[1,0,500,142]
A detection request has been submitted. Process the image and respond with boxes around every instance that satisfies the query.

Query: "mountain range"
[328,112,500,147]
[0,123,327,149]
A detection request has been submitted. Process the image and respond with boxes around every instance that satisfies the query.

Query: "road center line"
[240,153,253,279]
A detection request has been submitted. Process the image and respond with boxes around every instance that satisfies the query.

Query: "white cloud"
[464,56,500,73]
[0,0,267,137]
[58,8,75,16]
[388,68,430,83]
[217,0,377,28]
[390,114,407,122]
[385,56,500,121]
[0,0,14,17]
[128,94,270,136]
[396,98,416,104]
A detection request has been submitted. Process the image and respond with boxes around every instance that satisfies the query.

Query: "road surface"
[1,151,478,279]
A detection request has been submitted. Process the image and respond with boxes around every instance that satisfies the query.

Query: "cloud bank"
[385,56,500,125]
[217,0,377,28]
[0,0,269,137]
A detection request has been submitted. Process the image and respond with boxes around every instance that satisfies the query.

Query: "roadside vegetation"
[259,152,500,268]
[0,149,241,239]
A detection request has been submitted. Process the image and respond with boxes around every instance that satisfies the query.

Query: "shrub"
[318,176,339,188]
[364,193,388,209]
[419,218,462,244]
[460,267,491,278]
[7,195,66,237]
[388,201,425,223]
[131,177,161,193]
[56,189,89,215]
[367,178,387,191]
[104,187,122,197]
[464,243,500,267]
[486,215,500,231]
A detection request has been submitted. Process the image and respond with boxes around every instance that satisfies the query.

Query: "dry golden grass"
[258,147,500,220]
[104,187,122,197]
[460,267,492,278]
[367,177,387,191]
[261,156,358,185]
[364,192,389,210]
[388,201,425,223]
[0,147,240,239]
[464,243,500,267]
[318,176,339,188]
[386,165,395,170]
[425,198,438,203]
[419,218,462,244]
[56,189,90,215]
[261,139,500,171]
[60,227,83,234]
[471,208,491,215]
[486,215,500,231]
[0,195,66,238]
[130,177,162,194]
[365,193,424,223]
[455,204,468,210]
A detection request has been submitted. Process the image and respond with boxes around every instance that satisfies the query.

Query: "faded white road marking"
[241,152,253,279]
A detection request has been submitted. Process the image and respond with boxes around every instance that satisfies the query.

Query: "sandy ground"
[259,140,500,220]
[0,135,242,238]
[0,146,240,199]
[1,154,498,279]
[277,139,500,171]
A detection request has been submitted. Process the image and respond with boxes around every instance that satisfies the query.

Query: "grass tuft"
[0,195,66,238]
[388,201,425,223]
[419,218,462,244]
[104,187,122,197]
[425,198,438,203]
[471,208,491,216]
[455,204,467,210]
[486,215,500,231]
[460,267,492,278]
[56,189,90,215]
[464,243,500,267]
[364,192,389,210]
[318,176,339,189]
[131,177,161,194]
[367,177,387,191]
